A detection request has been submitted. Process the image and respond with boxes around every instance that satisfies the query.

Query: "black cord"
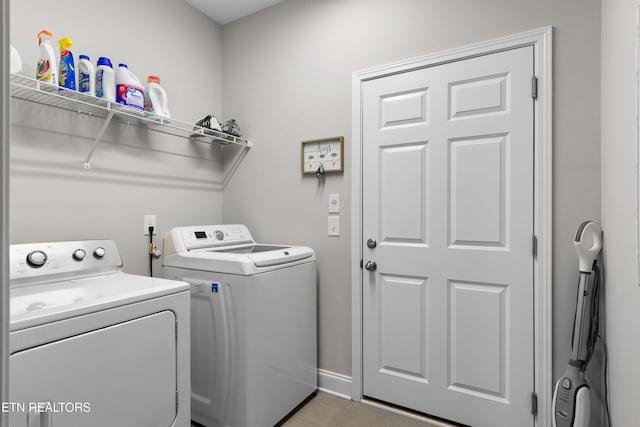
[570,274,580,352]
[582,262,611,427]
[148,226,154,277]
[584,263,601,367]
[597,335,612,427]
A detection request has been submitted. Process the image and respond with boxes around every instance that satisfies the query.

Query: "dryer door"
[9,310,177,427]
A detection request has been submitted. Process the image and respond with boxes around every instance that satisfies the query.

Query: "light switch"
[329,193,340,213]
[328,215,340,237]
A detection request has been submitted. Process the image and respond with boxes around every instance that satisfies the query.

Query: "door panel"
[379,274,429,380]
[449,134,507,248]
[362,46,534,427]
[449,280,508,400]
[449,73,509,119]
[380,143,429,243]
[380,88,429,128]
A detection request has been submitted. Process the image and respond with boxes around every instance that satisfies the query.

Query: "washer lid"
[163,224,316,274]
[10,272,189,331]
[164,244,315,275]
[210,244,290,254]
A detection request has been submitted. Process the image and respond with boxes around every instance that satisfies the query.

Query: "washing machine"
[162,224,317,427]
[9,239,190,427]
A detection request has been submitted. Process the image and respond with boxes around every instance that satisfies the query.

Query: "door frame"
[351,27,553,426]
[1,0,10,425]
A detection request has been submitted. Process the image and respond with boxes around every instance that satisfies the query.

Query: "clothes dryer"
[163,224,317,427]
[9,240,190,427]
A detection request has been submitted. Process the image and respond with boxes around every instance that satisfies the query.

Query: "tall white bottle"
[77,55,96,96]
[144,75,170,120]
[10,44,23,74]
[95,57,115,102]
[36,30,58,85]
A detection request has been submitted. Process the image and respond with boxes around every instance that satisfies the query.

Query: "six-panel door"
[362,46,535,427]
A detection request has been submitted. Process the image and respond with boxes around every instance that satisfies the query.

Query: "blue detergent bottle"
[58,37,76,90]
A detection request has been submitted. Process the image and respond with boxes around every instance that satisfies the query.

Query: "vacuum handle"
[574,221,602,272]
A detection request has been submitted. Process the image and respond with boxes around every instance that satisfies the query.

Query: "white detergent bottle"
[36,30,58,85]
[77,55,96,96]
[10,44,23,74]
[95,56,115,102]
[144,75,171,120]
[115,64,144,111]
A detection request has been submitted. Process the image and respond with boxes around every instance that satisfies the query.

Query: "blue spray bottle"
[58,37,76,90]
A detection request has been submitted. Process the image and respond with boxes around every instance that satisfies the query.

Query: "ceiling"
[184,0,287,25]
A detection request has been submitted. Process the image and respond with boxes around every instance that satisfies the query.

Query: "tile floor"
[281,392,443,427]
[192,391,454,427]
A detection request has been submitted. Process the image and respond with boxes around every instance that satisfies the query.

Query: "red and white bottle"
[115,63,144,111]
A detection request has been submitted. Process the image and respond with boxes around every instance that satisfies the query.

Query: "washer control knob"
[93,247,106,258]
[215,230,224,241]
[72,249,87,261]
[26,250,47,268]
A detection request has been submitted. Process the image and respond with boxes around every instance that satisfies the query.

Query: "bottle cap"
[79,54,90,61]
[37,30,52,46]
[147,75,160,84]
[58,37,73,50]
[97,57,113,68]
[119,63,128,68]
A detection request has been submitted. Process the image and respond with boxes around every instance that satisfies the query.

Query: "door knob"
[364,260,377,271]
[367,238,377,249]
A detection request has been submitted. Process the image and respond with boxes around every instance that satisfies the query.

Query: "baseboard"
[317,369,352,399]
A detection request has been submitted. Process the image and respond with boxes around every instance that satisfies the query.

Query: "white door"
[362,46,534,427]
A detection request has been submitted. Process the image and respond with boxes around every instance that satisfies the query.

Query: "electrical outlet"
[144,215,157,235]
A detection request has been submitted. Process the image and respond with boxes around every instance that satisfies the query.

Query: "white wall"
[9,0,225,275]
[221,0,602,383]
[601,0,640,425]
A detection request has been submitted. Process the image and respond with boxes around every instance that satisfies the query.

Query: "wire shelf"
[10,73,252,149]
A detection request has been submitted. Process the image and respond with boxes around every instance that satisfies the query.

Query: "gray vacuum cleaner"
[552,220,603,427]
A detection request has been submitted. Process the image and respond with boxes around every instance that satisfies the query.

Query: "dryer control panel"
[10,240,122,286]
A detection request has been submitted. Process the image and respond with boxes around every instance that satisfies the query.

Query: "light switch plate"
[329,194,340,213]
[328,215,340,237]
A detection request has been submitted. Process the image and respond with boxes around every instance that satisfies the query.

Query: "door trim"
[351,27,553,427]
[1,0,9,425]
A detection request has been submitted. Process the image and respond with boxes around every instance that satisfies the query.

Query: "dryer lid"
[10,272,189,331]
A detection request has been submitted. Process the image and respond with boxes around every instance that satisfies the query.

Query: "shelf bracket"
[221,143,251,188]
[84,111,115,169]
